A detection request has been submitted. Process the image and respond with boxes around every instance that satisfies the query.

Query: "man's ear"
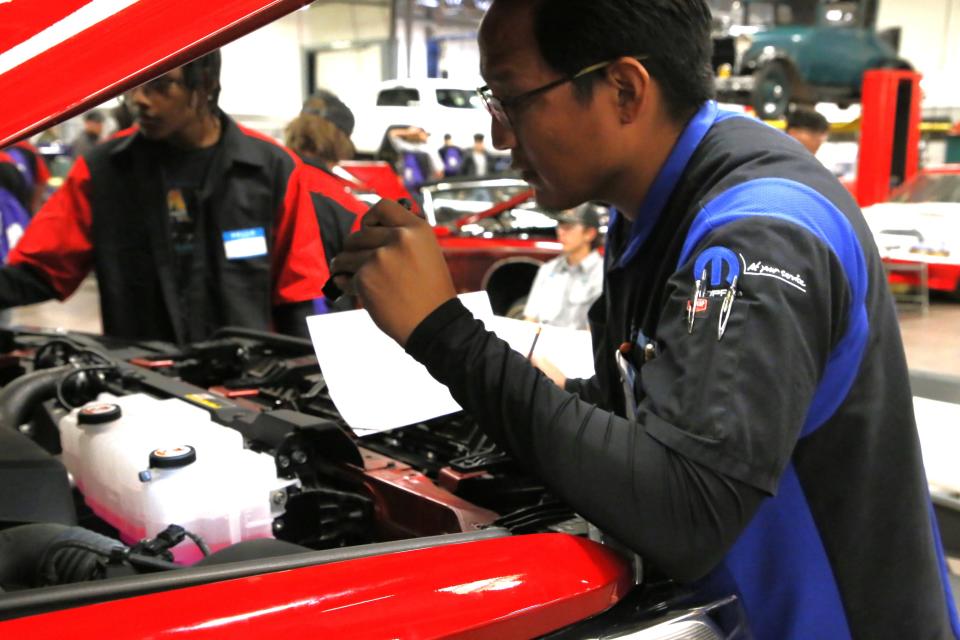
[606,57,649,125]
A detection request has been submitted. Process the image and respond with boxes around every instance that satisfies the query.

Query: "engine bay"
[0,326,583,610]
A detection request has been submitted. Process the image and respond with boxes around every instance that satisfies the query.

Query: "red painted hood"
[0,0,312,148]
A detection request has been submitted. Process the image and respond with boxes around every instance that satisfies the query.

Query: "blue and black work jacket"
[405,101,960,639]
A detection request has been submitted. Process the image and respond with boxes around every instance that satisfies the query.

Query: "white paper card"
[307,292,494,435]
[485,316,595,380]
[913,396,960,493]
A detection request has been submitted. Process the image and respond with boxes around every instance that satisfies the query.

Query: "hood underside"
[0,0,311,148]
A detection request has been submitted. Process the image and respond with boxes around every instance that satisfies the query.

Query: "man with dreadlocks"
[0,50,330,342]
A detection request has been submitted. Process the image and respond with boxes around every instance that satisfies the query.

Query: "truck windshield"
[436,89,483,109]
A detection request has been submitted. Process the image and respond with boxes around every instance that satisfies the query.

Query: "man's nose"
[490,116,516,151]
[127,86,151,111]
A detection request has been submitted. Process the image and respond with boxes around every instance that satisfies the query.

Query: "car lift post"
[856,69,922,208]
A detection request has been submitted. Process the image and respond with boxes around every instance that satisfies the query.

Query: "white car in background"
[351,78,494,158]
[862,166,960,293]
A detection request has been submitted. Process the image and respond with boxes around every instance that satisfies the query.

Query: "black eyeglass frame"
[477,54,649,129]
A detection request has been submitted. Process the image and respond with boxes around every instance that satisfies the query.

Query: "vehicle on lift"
[711,0,911,118]
[862,166,960,294]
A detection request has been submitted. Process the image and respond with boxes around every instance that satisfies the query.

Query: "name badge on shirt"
[222,227,268,260]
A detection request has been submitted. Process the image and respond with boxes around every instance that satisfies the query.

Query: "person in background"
[329,0,958,636]
[385,126,444,190]
[785,107,829,155]
[301,89,356,142]
[284,90,368,312]
[0,140,50,215]
[523,204,603,330]
[438,133,464,177]
[0,50,331,343]
[69,110,105,158]
[461,133,494,177]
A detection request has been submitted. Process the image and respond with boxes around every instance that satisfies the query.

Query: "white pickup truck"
[351,78,495,158]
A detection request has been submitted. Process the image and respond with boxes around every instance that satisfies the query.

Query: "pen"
[527,325,543,360]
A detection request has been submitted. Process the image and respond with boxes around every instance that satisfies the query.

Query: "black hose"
[208,326,314,352]
[0,524,68,588]
[184,530,211,557]
[0,365,72,431]
[0,524,125,589]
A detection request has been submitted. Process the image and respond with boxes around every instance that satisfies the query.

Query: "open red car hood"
[0,0,311,148]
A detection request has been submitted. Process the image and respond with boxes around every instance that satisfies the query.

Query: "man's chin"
[532,186,583,212]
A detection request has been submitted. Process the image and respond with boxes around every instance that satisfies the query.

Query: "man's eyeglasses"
[477,55,648,129]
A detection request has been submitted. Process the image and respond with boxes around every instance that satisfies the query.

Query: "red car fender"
[0,534,633,639]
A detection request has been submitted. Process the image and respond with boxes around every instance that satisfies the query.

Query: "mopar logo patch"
[694,246,741,287]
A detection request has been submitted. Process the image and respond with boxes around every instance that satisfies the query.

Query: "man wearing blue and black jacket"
[331,0,960,637]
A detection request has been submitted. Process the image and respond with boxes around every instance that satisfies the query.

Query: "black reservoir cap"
[77,402,122,425]
[149,445,197,469]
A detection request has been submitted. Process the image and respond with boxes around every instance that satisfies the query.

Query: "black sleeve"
[405,217,847,582]
[407,299,765,582]
[273,300,313,338]
[564,375,604,403]
[0,263,59,309]
[310,192,357,268]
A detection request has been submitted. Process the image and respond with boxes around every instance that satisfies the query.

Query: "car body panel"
[0,534,632,639]
[0,0,313,148]
[862,167,960,292]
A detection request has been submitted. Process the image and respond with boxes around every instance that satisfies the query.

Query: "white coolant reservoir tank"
[58,393,294,564]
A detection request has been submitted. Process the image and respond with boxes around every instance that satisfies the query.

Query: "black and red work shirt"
[4,114,351,343]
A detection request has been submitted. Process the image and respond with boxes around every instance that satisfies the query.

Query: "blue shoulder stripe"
[677,177,869,436]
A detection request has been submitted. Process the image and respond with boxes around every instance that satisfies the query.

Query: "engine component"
[58,393,296,563]
[0,429,74,526]
[0,365,71,432]
[0,524,125,589]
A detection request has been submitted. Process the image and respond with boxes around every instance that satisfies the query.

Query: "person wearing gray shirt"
[523,204,603,330]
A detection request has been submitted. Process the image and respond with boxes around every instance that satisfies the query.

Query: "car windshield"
[436,89,483,109]
[427,183,534,226]
[890,173,960,204]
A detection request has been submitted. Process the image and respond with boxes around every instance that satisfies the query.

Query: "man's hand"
[330,199,456,346]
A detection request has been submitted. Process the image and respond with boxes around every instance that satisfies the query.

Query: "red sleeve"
[7,157,94,299]
[272,162,330,305]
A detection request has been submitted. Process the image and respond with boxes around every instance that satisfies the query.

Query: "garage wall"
[218,1,394,136]
[219,11,304,134]
[877,0,960,108]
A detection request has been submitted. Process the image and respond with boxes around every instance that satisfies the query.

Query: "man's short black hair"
[83,110,105,124]
[786,107,829,134]
[182,50,222,111]
[529,0,715,120]
[473,133,485,142]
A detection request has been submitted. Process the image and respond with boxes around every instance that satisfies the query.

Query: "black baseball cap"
[302,89,355,138]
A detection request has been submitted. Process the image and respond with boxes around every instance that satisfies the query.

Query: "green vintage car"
[712,0,911,118]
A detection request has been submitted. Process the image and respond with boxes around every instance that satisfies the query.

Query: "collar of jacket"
[608,100,720,270]
[108,111,266,170]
